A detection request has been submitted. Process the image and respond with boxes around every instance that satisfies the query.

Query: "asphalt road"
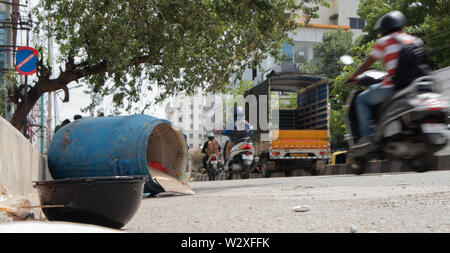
[124,170,450,233]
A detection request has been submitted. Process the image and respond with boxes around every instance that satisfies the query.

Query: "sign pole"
[23,30,29,137]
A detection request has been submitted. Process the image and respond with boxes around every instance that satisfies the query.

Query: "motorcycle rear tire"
[226,170,233,180]
[409,144,438,172]
[241,166,250,179]
[208,171,216,181]
[350,156,368,175]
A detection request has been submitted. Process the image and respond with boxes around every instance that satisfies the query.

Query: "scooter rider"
[345,10,421,148]
[201,132,221,171]
[221,106,254,162]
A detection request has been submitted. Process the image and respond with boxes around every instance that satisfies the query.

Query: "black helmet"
[374,11,405,36]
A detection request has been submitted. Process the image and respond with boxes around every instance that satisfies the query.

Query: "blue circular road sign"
[15,46,38,75]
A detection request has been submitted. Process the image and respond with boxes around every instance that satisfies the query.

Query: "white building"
[240,0,364,84]
[165,93,225,151]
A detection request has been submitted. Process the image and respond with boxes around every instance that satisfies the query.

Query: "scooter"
[340,55,450,174]
[206,154,222,181]
[225,138,259,179]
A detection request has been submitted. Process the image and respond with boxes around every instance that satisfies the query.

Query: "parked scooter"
[341,55,450,174]
[206,154,222,181]
[224,138,259,179]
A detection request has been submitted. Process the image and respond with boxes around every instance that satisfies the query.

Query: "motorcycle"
[206,154,222,181]
[340,55,450,174]
[225,138,259,179]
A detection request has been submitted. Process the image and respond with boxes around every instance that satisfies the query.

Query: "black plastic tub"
[33,176,148,229]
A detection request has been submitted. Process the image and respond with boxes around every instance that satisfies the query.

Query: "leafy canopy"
[358,0,450,68]
[33,0,328,116]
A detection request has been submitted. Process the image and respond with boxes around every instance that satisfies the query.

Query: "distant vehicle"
[206,154,221,181]
[330,150,348,165]
[245,72,330,177]
[224,137,258,180]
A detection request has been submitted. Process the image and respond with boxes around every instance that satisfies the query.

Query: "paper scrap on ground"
[0,184,32,219]
[292,205,312,212]
[148,166,195,195]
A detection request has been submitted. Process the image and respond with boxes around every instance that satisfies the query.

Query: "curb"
[191,155,450,182]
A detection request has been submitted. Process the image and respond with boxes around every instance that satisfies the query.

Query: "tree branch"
[10,53,157,130]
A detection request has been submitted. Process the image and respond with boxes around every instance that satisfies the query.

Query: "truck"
[244,71,330,177]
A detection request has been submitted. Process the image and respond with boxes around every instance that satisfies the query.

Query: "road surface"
[124,170,450,233]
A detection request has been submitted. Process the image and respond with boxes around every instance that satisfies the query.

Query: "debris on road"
[292,205,312,212]
[349,224,358,233]
[147,161,195,195]
[0,185,32,220]
[149,164,195,195]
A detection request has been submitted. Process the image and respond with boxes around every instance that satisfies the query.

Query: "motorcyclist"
[221,106,254,162]
[201,132,221,171]
[345,10,423,148]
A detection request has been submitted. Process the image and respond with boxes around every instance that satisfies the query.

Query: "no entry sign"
[16,46,38,75]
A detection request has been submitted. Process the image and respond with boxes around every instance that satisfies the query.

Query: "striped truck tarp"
[270,156,331,160]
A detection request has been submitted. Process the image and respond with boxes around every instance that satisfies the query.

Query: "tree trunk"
[10,87,44,132]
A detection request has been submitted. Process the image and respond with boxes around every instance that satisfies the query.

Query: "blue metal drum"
[48,114,188,194]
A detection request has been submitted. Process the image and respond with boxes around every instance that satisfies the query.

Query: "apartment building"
[240,0,364,84]
[165,94,225,151]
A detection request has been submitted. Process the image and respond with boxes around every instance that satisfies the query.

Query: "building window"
[349,18,365,30]
[198,134,202,139]
[189,133,193,139]
[178,116,182,123]
[280,42,293,62]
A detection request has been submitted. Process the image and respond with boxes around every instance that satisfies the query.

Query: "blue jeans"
[355,83,396,138]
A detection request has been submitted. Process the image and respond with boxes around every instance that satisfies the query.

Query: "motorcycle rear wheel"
[350,156,368,175]
[241,166,250,179]
[207,171,216,181]
[408,144,438,172]
[226,170,233,180]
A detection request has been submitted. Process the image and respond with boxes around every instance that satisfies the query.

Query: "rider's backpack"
[392,36,431,90]
[206,140,220,156]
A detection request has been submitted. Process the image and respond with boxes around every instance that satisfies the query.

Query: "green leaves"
[313,29,355,79]
[30,0,328,116]
[357,0,450,69]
